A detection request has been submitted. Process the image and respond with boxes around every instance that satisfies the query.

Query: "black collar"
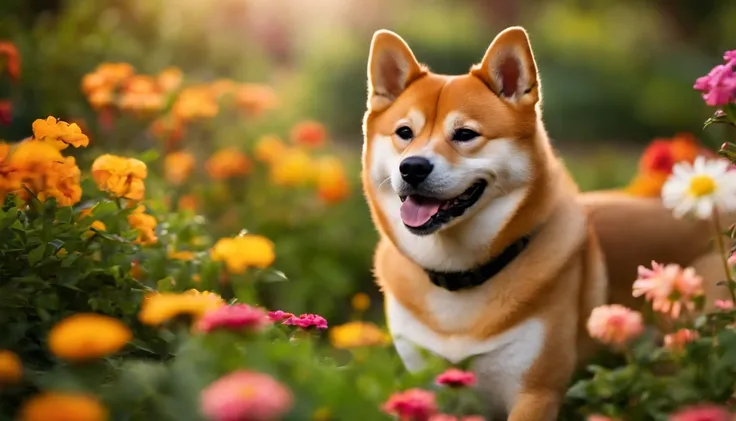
[424,235,532,291]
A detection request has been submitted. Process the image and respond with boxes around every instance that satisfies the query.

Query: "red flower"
[669,404,732,421]
[381,389,437,421]
[0,100,11,126]
[267,310,295,322]
[290,120,327,148]
[0,42,20,82]
[435,368,477,388]
[196,304,272,333]
[283,313,327,329]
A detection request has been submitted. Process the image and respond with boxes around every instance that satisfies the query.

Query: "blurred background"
[0,0,732,324]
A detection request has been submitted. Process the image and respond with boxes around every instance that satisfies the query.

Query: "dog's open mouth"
[399,180,488,235]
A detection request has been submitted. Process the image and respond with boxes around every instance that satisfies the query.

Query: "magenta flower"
[200,370,293,421]
[267,310,294,322]
[196,304,271,333]
[694,52,736,107]
[669,404,732,421]
[282,313,328,329]
[381,389,438,421]
[435,368,477,388]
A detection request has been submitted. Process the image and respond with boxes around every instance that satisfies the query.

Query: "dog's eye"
[395,126,414,141]
[452,128,480,142]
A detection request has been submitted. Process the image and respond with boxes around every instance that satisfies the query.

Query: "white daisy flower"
[661,156,736,219]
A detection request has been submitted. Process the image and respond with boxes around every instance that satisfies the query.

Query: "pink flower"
[715,299,734,310]
[669,404,732,421]
[381,389,438,421]
[586,304,644,346]
[728,252,736,267]
[429,415,486,421]
[267,310,295,322]
[196,304,272,333]
[200,370,293,421]
[435,368,477,388]
[694,57,736,107]
[664,329,700,352]
[283,313,328,329]
[633,261,704,319]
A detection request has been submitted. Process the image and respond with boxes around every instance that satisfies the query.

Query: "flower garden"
[2,3,736,421]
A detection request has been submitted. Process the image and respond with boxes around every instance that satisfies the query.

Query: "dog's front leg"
[393,336,426,372]
[506,389,562,421]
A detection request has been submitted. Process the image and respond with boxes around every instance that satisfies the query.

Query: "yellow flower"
[168,249,195,261]
[32,116,90,150]
[127,206,158,245]
[164,151,196,185]
[157,66,183,92]
[0,350,22,384]
[19,392,108,421]
[234,83,278,117]
[351,293,371,312]
[9,140,63,169]
[37,156,83,206]
[329,321,391,349]
[83,220,107,239]
[269,148,313,186]
[91,154,147,201]
[254,135,287,164]
[314,156,350,203]
[139,290,224,325]
[205,147,251,180]
[48,314,131,361]
[210,235,275,274]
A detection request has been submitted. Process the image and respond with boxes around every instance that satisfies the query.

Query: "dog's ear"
[471,26,540,106]
[367,30,425,112]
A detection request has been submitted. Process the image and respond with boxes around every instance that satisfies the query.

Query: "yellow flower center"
[688,175,716,197]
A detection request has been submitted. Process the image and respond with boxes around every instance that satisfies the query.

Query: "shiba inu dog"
[362,26,607,420]
[360,26,732,420]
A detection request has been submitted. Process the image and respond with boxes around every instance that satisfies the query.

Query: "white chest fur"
[385,293,544,413]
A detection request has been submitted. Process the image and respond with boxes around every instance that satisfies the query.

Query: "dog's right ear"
[367,30,424,112]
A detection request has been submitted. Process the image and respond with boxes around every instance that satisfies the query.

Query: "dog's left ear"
[367,30,425,112]
[471,26,540,106]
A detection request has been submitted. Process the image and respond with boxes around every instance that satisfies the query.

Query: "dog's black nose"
[400,156,434,186]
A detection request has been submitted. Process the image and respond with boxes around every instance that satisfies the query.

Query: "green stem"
[712,209,736,303]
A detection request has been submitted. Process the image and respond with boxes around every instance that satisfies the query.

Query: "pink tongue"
[400,197,441,227]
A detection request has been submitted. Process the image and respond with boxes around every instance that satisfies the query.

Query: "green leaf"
[27,243,46,266]
[257,269,289,283]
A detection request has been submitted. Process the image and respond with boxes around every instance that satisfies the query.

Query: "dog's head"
[362,27,554,270]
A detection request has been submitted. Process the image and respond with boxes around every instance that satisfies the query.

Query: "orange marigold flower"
[211,234,275,274]
[32,116,90,150]
[36,156,83,206]
[87,88,114,109]
[210,78,237,99]
[157,66,183,93]
[48,313,131,361]
[88,62,134,89]
[269,148,313,186]
[0,42,21,82]
[178,194,198,211]
[139,290,225,325]
[150,116,185,150]
[329,321,391,349]
[205,147,251,180]
[119,75,164,113]
[586,304,644,346]
[127,205,158,245]
[91,154,147,201]
[19,392,108,421]
[0,350,22,384]
[0,142,9,162]
[234,83,278,117]
[0,100,11,125]
[164,151,196,184]
[168,249,195,261]
[290,120,327,148]
[314,156,350,203]
[172,85,218,121]
[254,135,287,164]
